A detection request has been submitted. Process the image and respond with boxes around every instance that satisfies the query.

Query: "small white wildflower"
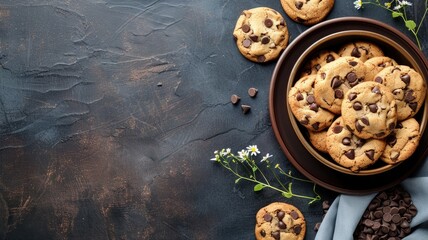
[260,153,273,163]
[394,4,402,10]
[210,154,219,161]
[238,149,249,160]
[354,0,363,10]
[220,148,231,157]
[400,0,412,7]
[246,145,260,156]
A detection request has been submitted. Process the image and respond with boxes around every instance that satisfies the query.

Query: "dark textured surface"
[0,1,426,239]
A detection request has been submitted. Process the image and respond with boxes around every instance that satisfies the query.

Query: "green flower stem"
[361,0,426,50]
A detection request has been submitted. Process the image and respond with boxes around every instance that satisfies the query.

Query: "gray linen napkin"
[315,158,428,240]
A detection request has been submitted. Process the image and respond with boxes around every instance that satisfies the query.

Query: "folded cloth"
[315,159,428,240]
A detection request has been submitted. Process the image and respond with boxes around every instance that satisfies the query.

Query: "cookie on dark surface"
[233,7,289,63]
[255,202,306,240]
[280,0,335,25]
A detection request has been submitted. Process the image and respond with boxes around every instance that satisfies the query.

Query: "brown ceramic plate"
[269,17,428,194]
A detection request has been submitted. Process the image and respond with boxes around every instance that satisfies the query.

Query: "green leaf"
[282,191,293,198]
[288,182,293,192]
[253,183,265,192]
[405,20,417,31]
[392,11,402,18]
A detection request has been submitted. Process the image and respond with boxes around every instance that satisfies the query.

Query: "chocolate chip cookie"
[326,117,386,172]
[338,41,384,62]
[341,81,397,139]
[289,75,335,131]
[280,0,335,25]
[308,130,329,153]
[300,50,340,77]
[233,7,289,63]
[313,56,366,114]
[363,56,398,82]
[255,202,306,240]
[381,118,421,165]
[374,65,427,121]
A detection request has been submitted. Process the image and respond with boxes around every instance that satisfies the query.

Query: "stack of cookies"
[288,41,427,172]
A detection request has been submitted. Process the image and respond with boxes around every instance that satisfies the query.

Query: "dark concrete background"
[0,0,427,239]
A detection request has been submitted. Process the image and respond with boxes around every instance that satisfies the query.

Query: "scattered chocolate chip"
[248,87,258,98]
[365,149,375,160]
[157,82,163,87]
[315,64,321,71]
[264,18,273,28]
[230,94,240,105]
[351,47,361,58]
[312,122,320,130]
[243,39,251,48]
[314,222,321,232]
[242,24,250,33]
[309,103,319,112]
[321,73,326,79]
[296,93,304,101]
[389,122,396,130]
[260,229,266,237]
[241,104,251,114]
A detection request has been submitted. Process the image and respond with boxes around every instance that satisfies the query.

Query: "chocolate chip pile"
[353,186,417,239]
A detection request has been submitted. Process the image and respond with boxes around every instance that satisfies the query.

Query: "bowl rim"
[286,29,427,175]
[269,16,428,194]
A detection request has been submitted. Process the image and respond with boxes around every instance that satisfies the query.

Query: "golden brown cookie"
[280,0,335,25]
[288,75,335,131]
[374,65,427,121]
[363,56,398,82]
[300,50,340,77]
[313,56,366,114]
[308,130,329,153]
[338,41,384,62]
[255,202,306,240]
[233,7,289,63]
[381,118,421,165]
[326,117,386,172]
[341,81,397,139]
